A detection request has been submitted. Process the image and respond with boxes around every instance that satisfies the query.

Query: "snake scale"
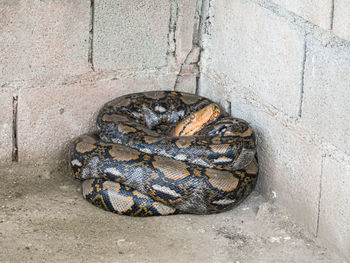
[70,91,258,216]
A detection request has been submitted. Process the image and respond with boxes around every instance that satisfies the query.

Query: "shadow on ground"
[0,164,346,263]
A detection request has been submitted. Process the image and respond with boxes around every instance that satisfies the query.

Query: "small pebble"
[271,191,277,199]
[269,237,281,243]
[117,239,126,246]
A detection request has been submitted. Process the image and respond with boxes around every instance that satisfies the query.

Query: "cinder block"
[229,92,322,234]
[175,73,197,94]
[175,0,198,65]
[271,0,332,29]
[333,0,350,42]
[93,0,170,71]
[0,0,90,85]
[318,157,350,260]
[302,36,350,154]
[17,74,176,163]
[0,89,14,165]
[209,0,305,116]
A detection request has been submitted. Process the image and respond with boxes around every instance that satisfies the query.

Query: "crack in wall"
[226,100,232,114]
[316,155,325,237]
[167,0,179,67]
[195,0,213,95]
[330,0,335,30]
[195,75,200,94]
[172,0,214,93]
[173,45,200,91]
[173,0,204,92]
[298,34,307,117]
[198,0,212,44]
[88,0,95,71]
[193,0,203,47]
[12,95,18,162]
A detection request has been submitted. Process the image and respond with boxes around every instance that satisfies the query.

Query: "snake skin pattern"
[70,91,258,216]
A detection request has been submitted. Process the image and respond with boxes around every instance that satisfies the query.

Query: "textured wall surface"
[0,0,199,165]
[93,0,170,71]
[0,0,349,260]
[0,0,90,85]
[199,0,350,260]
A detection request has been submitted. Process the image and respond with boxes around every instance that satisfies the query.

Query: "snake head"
[172,103,221,137]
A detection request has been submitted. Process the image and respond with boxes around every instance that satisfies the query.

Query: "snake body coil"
[70,91,258,216]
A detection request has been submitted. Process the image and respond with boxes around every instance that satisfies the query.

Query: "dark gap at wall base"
[298,35,307,117]
[226,100,232,114]
[330,0,335,30]
[88,0,95,70]
[12,95,18,162]
[195,76,200,95]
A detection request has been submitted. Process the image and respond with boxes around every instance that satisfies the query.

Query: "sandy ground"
[0,164,347,263]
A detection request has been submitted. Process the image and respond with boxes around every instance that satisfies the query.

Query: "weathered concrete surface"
[318,157,350,260]
[0,164,346,263]
[228,91,322,235]
[302,36,350,155]
[93,0,170,71]
[174,45,200,94]
[270,0,332,29]
[175,0,198,65]
[17,74,176,164]
[333,0,350,42]
[0,0,90,85]
[208,0,305,117]
[174,73,197,94]
[0,89,13,165]
[199,1,350,259]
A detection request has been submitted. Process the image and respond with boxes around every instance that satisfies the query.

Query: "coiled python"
[70,91,258,216]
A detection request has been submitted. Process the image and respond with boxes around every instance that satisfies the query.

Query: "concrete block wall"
[199,0,350,260]
[0,0,200,165]
[1,0,349,260]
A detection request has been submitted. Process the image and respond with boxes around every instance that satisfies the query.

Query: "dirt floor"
[0,164,347,263]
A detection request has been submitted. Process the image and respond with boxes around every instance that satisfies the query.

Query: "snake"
[70,91,258,216]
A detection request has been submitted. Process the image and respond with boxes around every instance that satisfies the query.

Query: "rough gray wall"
[198,0,350,260]
[0,0,200,164]
[1,0,349,260]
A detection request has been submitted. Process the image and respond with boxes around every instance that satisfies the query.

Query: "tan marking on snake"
[209,144,230,154]
[152,156,190,180]
[109,145,140,161]
[102,114,129,123]
[76,141,96,153]
[144,136,162,144]
[118,123,137,134]
[206,169,238,192]
[104,181,134,212]
[175,137,194,148]
[229,126,254,137]
[152,202,177,215]
[109,97,131,107]
[180,93,201,104]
